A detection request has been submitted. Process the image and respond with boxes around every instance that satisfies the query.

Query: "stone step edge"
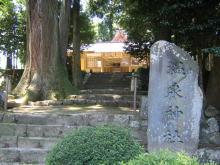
[67,94,142,100]
[0,136,60,150]
[0,148,48,164]
[28,99,141,107]
[0,123,78,127]
[0,112,138,125]
[0,148,49,152]
[79,89,147,94]
[0,136,60,142]
[0,163,44,165]
[0,123,76,139]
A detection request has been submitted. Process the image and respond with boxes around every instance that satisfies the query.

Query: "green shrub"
[120,150,216,165]
[46,126,144,165]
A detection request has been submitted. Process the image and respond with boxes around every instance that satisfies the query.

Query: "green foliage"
[87,0,121,41]
[46,126,144,165]
[120,150,216,165]
[118,0,220,59]
[80,12,96,47]
[68,10,96,48]
[96,20,114,41]
[0,0,26,67]
[136,67,149,91]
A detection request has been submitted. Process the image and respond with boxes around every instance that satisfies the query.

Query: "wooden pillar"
[101,53,104,72]
[128,55,131,72]
[84,53,87,72]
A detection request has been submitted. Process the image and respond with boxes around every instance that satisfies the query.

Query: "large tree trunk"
[72,0,82,89]
[14,0,75,102]
[206,56,220,109]
[59,0,71,65]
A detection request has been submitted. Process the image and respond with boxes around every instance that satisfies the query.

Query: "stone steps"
[28,95,141,108]
[0,136,60,149]
[84,72,132,89]
[79,89,147,95]
[28,98,141,108]
[0,123,77,137]
[67,94,142,101]
[0,112,147,164]
[0,148,48,164]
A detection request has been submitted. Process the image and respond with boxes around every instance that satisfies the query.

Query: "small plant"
[120,150,216,165]
[46,126,144,165]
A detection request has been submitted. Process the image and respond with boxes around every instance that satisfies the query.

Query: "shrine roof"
[82,42,126,53]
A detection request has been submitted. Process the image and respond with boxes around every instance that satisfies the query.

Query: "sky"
[0,54,6,69]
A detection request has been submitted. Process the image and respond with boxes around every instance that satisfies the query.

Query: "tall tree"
[59,0,71,65]
[68,10,96,49]
[14,0,76,102]
[119,0,220,61]
[87,0,121,41]
[72,0,82,89]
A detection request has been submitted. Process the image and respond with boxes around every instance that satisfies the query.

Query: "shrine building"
[68,30,147,72]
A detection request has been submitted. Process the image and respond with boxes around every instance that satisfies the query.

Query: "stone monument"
[147,40,203,154]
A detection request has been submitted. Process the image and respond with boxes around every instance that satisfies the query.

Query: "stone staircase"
[29,90,146,109]
[28,72,147,109]
[84,72,132,89]
[0,111,147,165]
[7,72,147,109]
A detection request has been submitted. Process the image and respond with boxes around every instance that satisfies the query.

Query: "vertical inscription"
[163,60,185,143]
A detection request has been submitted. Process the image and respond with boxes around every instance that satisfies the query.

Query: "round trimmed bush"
[46,126,144,165]
[120,150,216,165]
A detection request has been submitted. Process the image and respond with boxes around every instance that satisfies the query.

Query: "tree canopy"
[118,0,220,59]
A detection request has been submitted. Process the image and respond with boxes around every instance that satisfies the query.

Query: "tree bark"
[206,56,220,109]
[59,0,71,65]
[14,0,75,102]
[72,0,82,89]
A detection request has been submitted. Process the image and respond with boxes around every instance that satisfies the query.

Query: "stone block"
[0,123,27,136]
[140,96,148,119]
[1,114,16,123]
[0,91,7,111]
[0,136,17,148]
[130,121,140,128]
[0,148,20,162]
[15,114,48,125]
[27,125,67,137]
[206,118,219,134]
[18,137,59,149]
[200,118,220,145]
[87,113,108,126]
[19,149,48,164]
[0,113,4,122]
[205,105,220,118]
[196,148,220,164]
[111,114,130,126]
